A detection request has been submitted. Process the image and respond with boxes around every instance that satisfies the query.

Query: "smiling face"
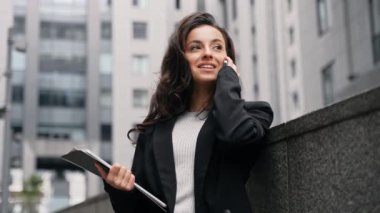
[184,25,227,86]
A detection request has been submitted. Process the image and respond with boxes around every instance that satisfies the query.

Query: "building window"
[252,55,259,97]
[290,59,296,78]
[100,53,112,74]
[132,55,149,75]
[197,0,205,11]
[251,25,257,49]
[14,16,25,35]
[289,26,295,45]
[101,124,112,142]
[40,21,86,41]
[39,55,86,73]
[132,0,147,8]
[316,0,329,35]
[37,126,85,141]
[292,91,300,109]
[288,0,292,11]
[12,86,24,103]
[232,0,237,20]
[321,62,334,105]
[370,0,380,63]
[101,21,112,40]
[133,22,147,39]
[39,90,85,108]
[175,0,180,9]
[133,89,149,108]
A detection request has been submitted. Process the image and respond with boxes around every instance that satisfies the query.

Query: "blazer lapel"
[194,114,216,205]
[152,118,177,212]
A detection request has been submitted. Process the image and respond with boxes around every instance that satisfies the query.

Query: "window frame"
[316,0,330,36]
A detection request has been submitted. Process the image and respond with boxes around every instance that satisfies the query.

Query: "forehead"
[186,25,225,44]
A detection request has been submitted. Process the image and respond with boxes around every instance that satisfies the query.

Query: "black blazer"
[104,67,274,213]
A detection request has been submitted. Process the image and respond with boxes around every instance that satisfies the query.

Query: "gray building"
[3,0,112,212]
[0,0,13,177]
[112,0,380,169]
[224,0,380,123]
[112,0,199,167]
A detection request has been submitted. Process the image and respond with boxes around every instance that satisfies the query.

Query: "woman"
[96,12,273,213]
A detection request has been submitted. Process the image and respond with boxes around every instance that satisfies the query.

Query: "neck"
[189,83,214,112]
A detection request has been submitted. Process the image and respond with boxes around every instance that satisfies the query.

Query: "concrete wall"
[57,86,380,212]
[55,193,112,213]
[247,86,380,212]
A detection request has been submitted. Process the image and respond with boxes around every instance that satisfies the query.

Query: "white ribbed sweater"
[172,111,207,213]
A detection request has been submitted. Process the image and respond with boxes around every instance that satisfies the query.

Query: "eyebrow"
[186,39,224,46]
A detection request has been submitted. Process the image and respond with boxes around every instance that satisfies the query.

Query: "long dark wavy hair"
[128,12,236,142]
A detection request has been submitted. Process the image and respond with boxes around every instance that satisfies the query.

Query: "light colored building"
[0,0,13,182]
[112,0,199,166]
[216,0,380,123]
[6,0,113,212]
[113,0,380,166]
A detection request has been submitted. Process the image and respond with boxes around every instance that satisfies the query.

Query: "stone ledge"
[268,86,380,144]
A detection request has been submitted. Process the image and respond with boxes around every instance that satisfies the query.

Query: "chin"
[194,77,217,85]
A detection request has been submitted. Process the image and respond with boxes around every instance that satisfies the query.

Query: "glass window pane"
[321,62,334,105]
[133,89,148,108]
[289,26,294,44]
[292,91,299,109]
[132,55,148,75]
[370,0,380,62]
[290,59,296,78]
[101,124,112,141]
[133,22,147,39]
[372,0,380,34]
[12,50,26,71]
[101,21,112,40]
[317,0,329,35]
[100,53,112,74]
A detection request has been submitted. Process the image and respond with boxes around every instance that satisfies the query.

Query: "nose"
[202,47,213,59]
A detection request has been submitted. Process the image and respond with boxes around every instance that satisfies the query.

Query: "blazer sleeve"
[103,133,148,213]
[212,66,274,146]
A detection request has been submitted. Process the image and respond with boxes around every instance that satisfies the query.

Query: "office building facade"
[0,0,13,191]
[6,0,112,211]
[113,0,379,166]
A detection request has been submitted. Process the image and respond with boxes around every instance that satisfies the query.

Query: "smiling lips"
[198,63,216,70]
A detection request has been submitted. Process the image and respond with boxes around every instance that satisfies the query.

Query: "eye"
[212,44,224,51]
[189,45,201,52]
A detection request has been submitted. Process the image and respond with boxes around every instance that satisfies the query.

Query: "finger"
[125,174,135,191]
[109,164,122,176]
[225,56,239,76]
[120,170,131,189]
[114,166,127,186]
[95,163,107,179]
[107,164,121,183]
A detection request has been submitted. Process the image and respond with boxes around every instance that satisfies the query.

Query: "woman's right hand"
[95,163,135,191]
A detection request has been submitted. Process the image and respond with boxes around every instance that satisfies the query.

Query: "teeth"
[199,65,214,68]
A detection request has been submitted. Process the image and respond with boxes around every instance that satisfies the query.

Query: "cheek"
[185,55,197,66]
